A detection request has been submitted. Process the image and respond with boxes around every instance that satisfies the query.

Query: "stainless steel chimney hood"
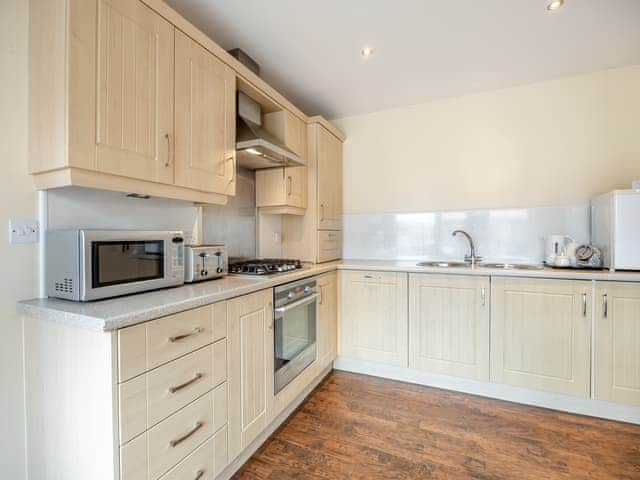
[236,92,306,169]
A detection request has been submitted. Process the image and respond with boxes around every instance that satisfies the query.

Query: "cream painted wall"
[0,1,37,479]
[334,66,640,214]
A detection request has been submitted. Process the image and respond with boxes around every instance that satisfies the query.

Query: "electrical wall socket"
[9,219,39,244]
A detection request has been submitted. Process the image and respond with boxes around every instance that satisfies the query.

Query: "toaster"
[184,244,228,283]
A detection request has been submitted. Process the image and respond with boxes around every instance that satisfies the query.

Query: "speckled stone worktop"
[19,259,640,331]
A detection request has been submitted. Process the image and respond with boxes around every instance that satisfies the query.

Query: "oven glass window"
[92,240,164,288]
[274,299,316,377]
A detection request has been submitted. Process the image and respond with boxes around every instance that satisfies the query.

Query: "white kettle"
[545,235,575,266]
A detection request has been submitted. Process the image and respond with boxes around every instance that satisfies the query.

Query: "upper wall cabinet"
[29,0,233,204]
[175,30,236,196]
[95,0,175,185]
[317,125,343,231]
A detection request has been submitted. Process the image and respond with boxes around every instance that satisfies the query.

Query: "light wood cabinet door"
[227,289,274,461]
[256,166,307,209]
[317,126,342,230]
[96,0,174,184]
[175,30,236,195]
[595,282,640,406]
[491,277,591,398]
[317,272,338,370]
[340,271,408,367]
[409,274,490,381]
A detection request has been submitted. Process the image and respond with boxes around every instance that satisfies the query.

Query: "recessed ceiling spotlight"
[547,0,564,11]
[360,46,373,58]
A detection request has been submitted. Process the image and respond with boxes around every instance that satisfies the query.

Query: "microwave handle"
[274,293,320,314]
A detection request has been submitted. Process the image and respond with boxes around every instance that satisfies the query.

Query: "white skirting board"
[334,356,640,425]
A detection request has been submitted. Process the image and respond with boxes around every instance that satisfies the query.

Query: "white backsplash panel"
[343,204,590,263]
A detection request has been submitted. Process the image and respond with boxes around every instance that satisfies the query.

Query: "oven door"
[80,230,184,301]
[274,284,319,394]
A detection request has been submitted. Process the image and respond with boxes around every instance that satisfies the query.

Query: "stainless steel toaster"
[184,244,228,283]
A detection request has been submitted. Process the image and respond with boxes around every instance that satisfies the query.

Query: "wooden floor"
[233,371,640,480]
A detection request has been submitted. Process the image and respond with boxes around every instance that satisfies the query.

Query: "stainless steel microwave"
[46,229,185,301]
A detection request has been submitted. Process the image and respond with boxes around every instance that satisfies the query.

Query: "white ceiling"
[166,0,640,120]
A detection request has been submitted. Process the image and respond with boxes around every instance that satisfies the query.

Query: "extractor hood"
[236,92,306,169]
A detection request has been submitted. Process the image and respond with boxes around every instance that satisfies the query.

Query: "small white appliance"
[544,235,574,266]
[591,190,640,271]
[184,244,228,283]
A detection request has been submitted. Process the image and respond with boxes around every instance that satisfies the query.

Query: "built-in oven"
[273,277,319,394]
[46,229,185,301]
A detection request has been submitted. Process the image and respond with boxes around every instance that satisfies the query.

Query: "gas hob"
[228,258,303,276]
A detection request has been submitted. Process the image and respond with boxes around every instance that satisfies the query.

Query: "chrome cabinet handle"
[165,133,172,167]
[603,294,608,318]
[318,285,324,305]
[582,293,587,317]
[274,293,320,314]
[169,327,203,343]
[320,204,325,221]
[363,275,374,279]
[226,155,235,185]
[481,287,486,307]
[194,470,205,480]
[287,176,292,196]
[169,421,203,448]
[169,372,203,394]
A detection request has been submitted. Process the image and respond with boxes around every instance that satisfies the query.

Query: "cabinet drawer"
[119,341,227,445]
[119,302,227,382]
[317,230,342,263]
[341,269,399,284]
[158,426,228,480]
[148,384,227,479]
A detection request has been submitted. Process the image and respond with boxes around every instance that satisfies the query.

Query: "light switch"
[8,219,39,244]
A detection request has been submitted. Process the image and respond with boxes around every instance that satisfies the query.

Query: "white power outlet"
[9,219,39,244]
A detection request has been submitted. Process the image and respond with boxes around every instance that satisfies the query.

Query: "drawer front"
[119,302,228,383]
[148,391,215,479]
[147,306,215,370]
[342,269,399,284]
[158,435,214,480]
[120,341,228,445]
[317,230,342,263]
[121,433,147,480]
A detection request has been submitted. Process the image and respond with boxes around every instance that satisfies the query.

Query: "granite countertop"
[18,259,640,332]
[18,262,340,332]
[338,259,640,282]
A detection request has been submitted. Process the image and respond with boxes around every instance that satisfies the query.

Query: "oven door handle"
[274,293,320,314]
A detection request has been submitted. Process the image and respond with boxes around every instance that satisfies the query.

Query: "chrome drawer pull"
[194,470,205,480]
[603,294,608,318]
[481,287,486,307]
[169,373,203,394]
[169,421,203,448]
[169,327,203,343]
[582,293,587,317]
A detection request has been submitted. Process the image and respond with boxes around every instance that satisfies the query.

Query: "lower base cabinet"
[317,271,338,370]
[490,277,592,398]
[340,270,408,367]
[227,289,275,461]
[409,274,490,381]
[595,281,640,406]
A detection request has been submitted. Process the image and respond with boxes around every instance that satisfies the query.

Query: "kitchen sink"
[416,261,470,268]
[480,263,544,270]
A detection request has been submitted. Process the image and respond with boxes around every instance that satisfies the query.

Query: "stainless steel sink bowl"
[416,261,469,268]
[480,263,544,270]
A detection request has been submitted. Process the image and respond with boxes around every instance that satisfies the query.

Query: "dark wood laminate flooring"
[233,371,640,480]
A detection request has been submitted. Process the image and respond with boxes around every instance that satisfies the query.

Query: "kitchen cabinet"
[263,110,307,159]
[317,271,338,370]
[490,277,591,398]
[340,270,408,367]
[175,29,236,196]
[317,125,343,231]
[595,281,640,407]
[409,274,490,381]
[256,166,308,213]
[281,119,346,263]
[95,0,175,185]
[227,289,275,461]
